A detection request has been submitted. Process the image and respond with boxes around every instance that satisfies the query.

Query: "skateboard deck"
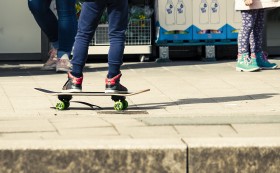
[35,88,150,96]
[34,88,150,110]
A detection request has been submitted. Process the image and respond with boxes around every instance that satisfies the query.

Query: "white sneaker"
[56,54,72,72]
[41,48,58,70]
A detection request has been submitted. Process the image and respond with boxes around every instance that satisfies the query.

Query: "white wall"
[0,0,41,53]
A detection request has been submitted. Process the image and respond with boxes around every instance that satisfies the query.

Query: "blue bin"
[226,24,239,39]
[155,22,193,44]
[192,25,227,40]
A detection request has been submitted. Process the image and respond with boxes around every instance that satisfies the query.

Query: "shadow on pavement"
[0,60,235,77]
[50,93,278,112]
[131,93,278,110]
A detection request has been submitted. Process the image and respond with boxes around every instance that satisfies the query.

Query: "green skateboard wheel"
[122,100,128,110]
[114,100,124,111]
[56,101,69,110]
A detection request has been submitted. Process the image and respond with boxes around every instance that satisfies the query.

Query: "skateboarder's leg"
[105,73,128,93]
[71,1,106,78]
[106,0,128,78]
[63,1,106,92]
[105,0,128,93]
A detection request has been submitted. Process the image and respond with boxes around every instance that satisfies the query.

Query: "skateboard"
[34,88,150,111]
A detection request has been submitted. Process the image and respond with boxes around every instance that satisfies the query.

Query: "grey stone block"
[0,149,186,173]
[186,138,280,173]
[189,147,280,173]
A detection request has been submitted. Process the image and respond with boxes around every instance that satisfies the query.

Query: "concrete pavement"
[0,59,280,172]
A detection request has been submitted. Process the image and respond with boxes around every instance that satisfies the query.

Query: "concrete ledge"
[185,138,280,173]
[0,139,186,173]
[1,138,280,172]
[0,149,186,173]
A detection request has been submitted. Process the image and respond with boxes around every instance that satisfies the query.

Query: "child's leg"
[250,9,265,54]
[238,10,258,54]
[252,10,278,69]
[236,10,260,72]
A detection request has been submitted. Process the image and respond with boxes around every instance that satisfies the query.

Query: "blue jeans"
[28,0,77,58]
[71,0,128,78]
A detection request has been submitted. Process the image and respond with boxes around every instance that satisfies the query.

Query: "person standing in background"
[28,0,77,72]
[235,0,278,72]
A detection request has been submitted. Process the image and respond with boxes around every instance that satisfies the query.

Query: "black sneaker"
[62,72,83,92]
[105,73,128,93]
